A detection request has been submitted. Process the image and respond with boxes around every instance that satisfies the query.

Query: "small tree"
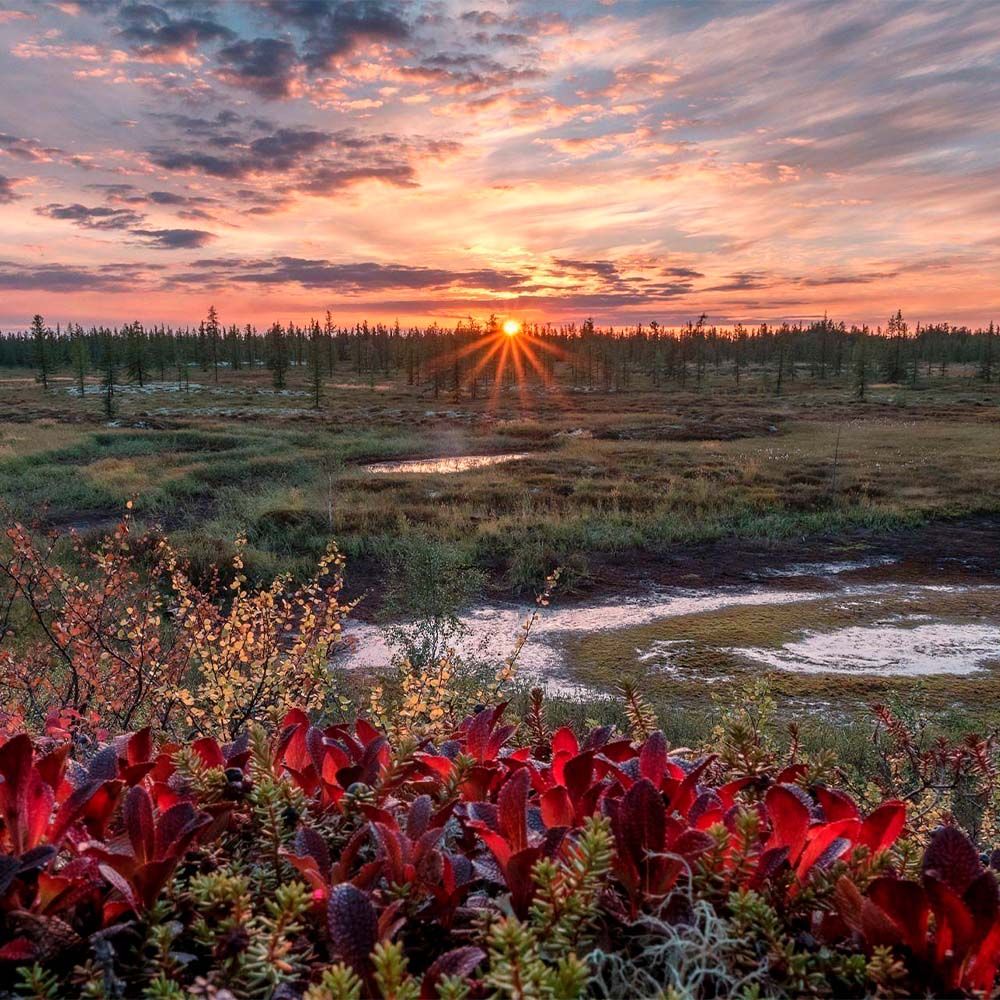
[981,322,995,383]
[124,321,148,386]
[774,340,785,396]
[101,332,118,419]
[308,319,324,409]
[69,324,88,397]
[31,314,54,390]
[206,305,221,383]
[853,329,869,401]
[267,322,289,389]
[883,309,907,383]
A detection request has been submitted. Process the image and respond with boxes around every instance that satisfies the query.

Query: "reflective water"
[734,619,1000,676]
[335,571,1000,689]
[365,453,531,474]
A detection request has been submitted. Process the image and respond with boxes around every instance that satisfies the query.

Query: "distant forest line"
[2,309,996,403]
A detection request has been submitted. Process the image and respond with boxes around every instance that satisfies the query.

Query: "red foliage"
[0,704,997,995]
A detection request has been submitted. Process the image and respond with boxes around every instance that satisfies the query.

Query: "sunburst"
[454,318,565,407]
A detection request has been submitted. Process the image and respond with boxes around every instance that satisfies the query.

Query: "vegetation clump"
[0,522,999,996]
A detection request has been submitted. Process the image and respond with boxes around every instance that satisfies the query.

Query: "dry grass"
[0,365,996,593]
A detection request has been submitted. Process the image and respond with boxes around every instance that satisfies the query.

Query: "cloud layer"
[1,0,999,325]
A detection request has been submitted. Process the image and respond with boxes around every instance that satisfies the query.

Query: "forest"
[2,310,997,413]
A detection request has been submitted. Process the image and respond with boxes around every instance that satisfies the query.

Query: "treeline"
[2,308,996,404]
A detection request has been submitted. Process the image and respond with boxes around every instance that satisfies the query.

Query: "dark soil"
[578,513,1000,598]
[340,513,1000,622]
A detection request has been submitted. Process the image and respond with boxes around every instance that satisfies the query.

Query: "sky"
[1,0,999,329]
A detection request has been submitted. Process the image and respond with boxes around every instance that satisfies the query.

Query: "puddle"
[334,571,1000,693]
[753,557,898,579]
[336,586,823,672]
[734,619,1000,676]
[365,453,531,474]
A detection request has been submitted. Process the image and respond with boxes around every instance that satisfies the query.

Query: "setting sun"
[502,319,522,336]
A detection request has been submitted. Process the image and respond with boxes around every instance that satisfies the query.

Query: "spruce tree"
[980,322,994,383]
[308,320,324,409]
[854,329,869,400]
[101,333,118,419]
[31,314,54,389]
[70,324,88,397]
[267,322,289,389]
[124,321,147,386]
[206,305,221,383]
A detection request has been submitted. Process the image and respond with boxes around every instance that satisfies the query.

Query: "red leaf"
[794,818,860,882]
[79,779,123,841]
[922,825,982,896]
[497,768,530,854]
[668,755,716,818]
[0,936,37,961]
[776,763,808,784]
[926,876,976,985]
[132,858,179,910]
[562,752,595,803]
[858,799,905,854]
[540,786,574,828]
[405,795,432,840]
[191,737,225,769]
[123,785,154,866]
[465,707,496,762]
[327,883,377,974]
[638,731,668,787]
[49,780,106,844]
[0,734,36,853]
[98,863,140,912]
[815,786,860,823]
[551,727,578,758]
[617,777,666,886]
[964,874,1000,993]
[421,946,485,996]
[126,727,153,768]
[717,776,754,810]
[764,783,811,860]
[35,744,70,794]
[355,718,382,746]
[506,846,543,917]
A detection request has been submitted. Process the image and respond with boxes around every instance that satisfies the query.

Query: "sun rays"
[447,320,566,407]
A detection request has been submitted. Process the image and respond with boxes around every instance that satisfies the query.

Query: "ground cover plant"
[1,520,1000,997]
[1,673,1000,998]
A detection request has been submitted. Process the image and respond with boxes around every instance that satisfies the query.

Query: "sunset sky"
[1,0,999,328]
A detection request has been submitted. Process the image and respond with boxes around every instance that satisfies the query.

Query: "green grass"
[561,584,1000,724]
[0,364,998,598]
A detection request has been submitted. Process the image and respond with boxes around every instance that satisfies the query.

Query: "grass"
[0,363,997,602]
[562,583,1000,724]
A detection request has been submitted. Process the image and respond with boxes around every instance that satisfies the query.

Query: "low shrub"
[3,517,1000,997]
[1,697,1000,998]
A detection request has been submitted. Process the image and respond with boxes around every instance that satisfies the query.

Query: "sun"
[502,319,522,336]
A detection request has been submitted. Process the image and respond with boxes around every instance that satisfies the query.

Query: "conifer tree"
[31,314,54,389]
[883,309,907,382]
[206,305,221,383]
[70,324,88,397]
[854,328,869,400]
[101,332,118,419]
[267,322,289,389]
[308,320,324,408]
[124,321,147,386]
[981,322,994,383]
